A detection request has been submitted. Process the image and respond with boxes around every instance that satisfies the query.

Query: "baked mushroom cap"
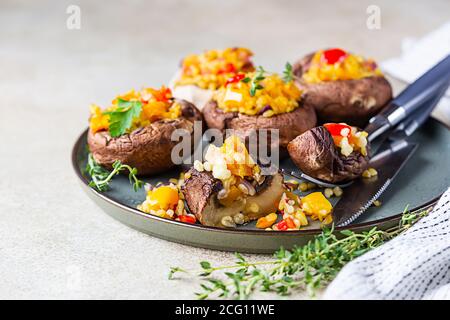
[202,99,317,149]
[87,99,203,176]
[287,126,370,183]
[182,168,285,227]
[293,53,392,127]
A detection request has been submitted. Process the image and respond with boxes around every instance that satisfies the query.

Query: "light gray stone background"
[1,0,449,299]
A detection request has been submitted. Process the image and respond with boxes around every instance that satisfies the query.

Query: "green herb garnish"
[103,99,142,137]
[241,66,266,97]
[86,153,143,192]
[169,207,429,299]
[282,62,293,83]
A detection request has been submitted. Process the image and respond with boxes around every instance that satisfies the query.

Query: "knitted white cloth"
[324,188,450,299]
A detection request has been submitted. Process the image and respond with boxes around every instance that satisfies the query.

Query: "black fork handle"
[366,54,450,142]
[390,79,449,141]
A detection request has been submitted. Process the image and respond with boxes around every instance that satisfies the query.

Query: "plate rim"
[72,120,448,236]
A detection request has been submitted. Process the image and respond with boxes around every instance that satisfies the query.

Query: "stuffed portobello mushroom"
[287,123,370,183]
[293,48,392,126]
[202,67,317,152]
[170,47,255,110]
[87,86,203,176]
[181,136,285,228]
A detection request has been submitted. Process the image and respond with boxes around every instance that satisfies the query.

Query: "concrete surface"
[0,0,449,299]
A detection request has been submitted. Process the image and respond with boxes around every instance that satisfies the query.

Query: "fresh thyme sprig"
[86,153,143,192]
[169,207,430,299]
[242,66,267,97]
[282,62,293,83]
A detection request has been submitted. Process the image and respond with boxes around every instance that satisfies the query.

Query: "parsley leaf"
[282,62,293,83]
[104,99,142,137]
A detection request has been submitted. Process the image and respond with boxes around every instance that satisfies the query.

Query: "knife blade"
[332,141,418,227]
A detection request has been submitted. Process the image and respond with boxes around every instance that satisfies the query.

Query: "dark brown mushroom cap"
[287,126,370,183]
[181,169,223,224]
[87,99,203,176]
[202,99,317,148]
[293,52,392,127]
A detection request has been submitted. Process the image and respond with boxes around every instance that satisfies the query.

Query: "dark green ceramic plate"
[72,119,450,253]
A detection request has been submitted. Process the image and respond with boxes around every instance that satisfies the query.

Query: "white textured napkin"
[324,188,450,300]
[381,21,450,125]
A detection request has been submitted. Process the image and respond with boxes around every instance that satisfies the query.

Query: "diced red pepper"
[225,73,245,86]
[219,63,237,74]
[323,48,347,65]
[323,123,352,137]
[275,220,288,231]
[179,215,196,224]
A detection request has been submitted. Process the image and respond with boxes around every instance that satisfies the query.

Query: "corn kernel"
[333,186,343,197]
[299,182,309,192]
[362,169,372,178]
[324,188,334,198]
[307,182,317,190]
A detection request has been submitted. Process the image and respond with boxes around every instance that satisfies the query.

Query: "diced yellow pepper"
[89,104,110,133]
[301,192,333,216]
[256,213,278,229]
[149,186,179,210]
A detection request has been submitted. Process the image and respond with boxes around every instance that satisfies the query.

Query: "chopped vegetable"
[363,167,379,178]
[333,186,343,197]
[323,123,352,137]
[225,73,245,87]
[303,49,383,83]
[322,48,347,65]
[138,183,196,224]
[256,213,278,229]
[179,215,197,224]
[324,188,334,198]
[176,47,254,90]
[324,123,368,157]
[89,105,110,134]
[215,70,301,117]
[89,86,181,137]
[150,186,179,210]
[301,192,333,222]
[273,219,288,231]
